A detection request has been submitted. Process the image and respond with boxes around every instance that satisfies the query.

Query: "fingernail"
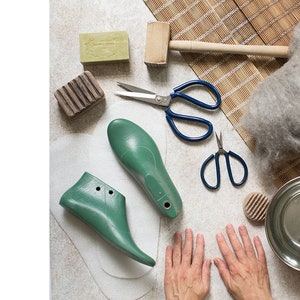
[216,233,222,240]
[174,231,181,239]
[239,224,246,232]
[226,224,233,231]
[185,228,192,234]
[254,235,260,242]
[213,258,219,266]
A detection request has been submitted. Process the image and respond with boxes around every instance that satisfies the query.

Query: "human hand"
[164,228,211,300]
[214,224,272,300]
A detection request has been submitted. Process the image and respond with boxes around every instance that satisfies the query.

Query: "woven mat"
[144,0,300,188]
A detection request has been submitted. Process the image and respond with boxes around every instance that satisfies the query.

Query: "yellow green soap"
[79,31,129,65]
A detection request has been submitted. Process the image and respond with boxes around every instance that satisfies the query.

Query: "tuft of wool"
[240,22,300,174]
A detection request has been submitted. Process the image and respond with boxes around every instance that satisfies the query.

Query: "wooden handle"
[169,40,289,58]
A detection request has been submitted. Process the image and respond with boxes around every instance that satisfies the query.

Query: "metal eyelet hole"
[109,190,113,195]
[163,201,171,209]
[96,186,101,191]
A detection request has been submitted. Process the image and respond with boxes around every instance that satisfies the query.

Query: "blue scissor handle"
[200,151,248,190]
[170,79,221,110]
[224,151,248,186]
[200,152,221,190]
[165,108,213,142]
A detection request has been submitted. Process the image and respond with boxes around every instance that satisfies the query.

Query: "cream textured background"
[50,0,300,299]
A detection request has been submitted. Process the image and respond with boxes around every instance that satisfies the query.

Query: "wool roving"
[240,22,300,174]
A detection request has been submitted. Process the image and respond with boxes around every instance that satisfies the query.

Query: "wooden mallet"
[144,21,289,67]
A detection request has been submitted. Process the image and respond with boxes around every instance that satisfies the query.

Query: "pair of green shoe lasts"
[60,118,183,267]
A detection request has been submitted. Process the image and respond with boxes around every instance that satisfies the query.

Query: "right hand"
[214,224,272,300]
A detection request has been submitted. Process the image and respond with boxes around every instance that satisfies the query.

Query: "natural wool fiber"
[240,22,300,175]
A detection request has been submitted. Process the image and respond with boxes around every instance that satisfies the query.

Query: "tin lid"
[265,176,300,271]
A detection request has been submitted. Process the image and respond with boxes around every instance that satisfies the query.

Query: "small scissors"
[200,132,248,190]
[115,80,221,142]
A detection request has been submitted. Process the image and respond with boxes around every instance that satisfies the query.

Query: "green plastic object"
[59,172,155,267]
[107,118,182,218]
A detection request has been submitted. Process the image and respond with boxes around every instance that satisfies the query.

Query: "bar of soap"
[79,31,129,65]
[54,71,105,118]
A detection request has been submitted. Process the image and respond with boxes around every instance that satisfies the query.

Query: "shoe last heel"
[59,172,155,267]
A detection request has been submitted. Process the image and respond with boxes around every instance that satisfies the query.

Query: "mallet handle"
[169,40,289,58]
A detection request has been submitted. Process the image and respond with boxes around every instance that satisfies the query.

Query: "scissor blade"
[115,91,171,106]
[114,91,159,105]
[215,132,223,150]
[117,82,156,94]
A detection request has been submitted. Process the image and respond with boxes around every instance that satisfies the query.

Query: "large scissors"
[200,132,248,190]
[115,79,221,142]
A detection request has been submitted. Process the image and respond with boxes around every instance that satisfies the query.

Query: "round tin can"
[265,176,300,271]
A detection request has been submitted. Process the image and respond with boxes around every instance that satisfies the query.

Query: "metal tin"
[265,176,300,271]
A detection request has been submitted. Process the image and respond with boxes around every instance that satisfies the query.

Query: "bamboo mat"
[144,0,300,187]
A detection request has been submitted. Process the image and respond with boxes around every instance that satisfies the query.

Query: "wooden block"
[144,22,170,67]
[243,192,270,222]
[54,71,105,118]
[79,31,129,65]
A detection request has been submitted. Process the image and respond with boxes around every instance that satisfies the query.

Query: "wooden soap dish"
[54,71,105,118]
[243,192,270,223]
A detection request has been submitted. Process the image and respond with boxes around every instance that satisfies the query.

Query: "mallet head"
[144,22,170,67]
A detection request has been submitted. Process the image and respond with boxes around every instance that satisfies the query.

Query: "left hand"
[164,228,211,300]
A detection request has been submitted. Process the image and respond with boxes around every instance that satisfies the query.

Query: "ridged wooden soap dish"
[54,71,105,118]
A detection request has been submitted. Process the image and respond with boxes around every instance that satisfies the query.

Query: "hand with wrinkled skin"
[164,228,211,300]
[214,224,273,300]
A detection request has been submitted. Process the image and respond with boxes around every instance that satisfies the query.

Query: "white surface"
[50,102,166,299]
[50,0,300,299]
